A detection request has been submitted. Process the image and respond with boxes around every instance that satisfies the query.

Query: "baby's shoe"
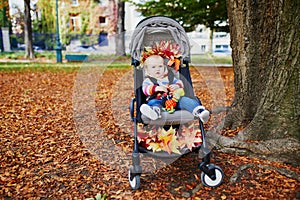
[153,106,162,118]
[193,106,210,123]
[140,104,161,120]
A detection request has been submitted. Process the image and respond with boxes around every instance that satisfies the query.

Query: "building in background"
[59,0,118,51]
[8,0,118,51]
[7,0,230,55]
[60,0,117,35]
[188,25,231,55]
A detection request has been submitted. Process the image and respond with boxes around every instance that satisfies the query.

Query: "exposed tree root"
[206,131,300,166]
[257,164,300,182]
[230,164,254,183]
[229,163,300,183]
[210,106,231,114]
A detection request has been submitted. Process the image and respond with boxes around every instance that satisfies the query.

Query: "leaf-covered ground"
[0,66,299,199]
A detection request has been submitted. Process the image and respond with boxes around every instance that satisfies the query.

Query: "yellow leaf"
[147,142,162,152]
[157,128,173,147]
[168,134,181,154]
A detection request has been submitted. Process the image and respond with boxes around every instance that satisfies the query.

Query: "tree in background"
[115,0,125,56]
[34,0,55,33]
[129,0,228,51]
[24,0,34,59]
[0,0,9,51]
[131,0,228,32]
[0,0,9,26]
[219,0,300,165]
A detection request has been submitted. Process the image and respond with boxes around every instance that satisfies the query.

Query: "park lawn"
[0,62,131,72]
[0,51,232,66]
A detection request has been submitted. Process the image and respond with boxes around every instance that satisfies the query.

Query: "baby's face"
[145,56,165,78]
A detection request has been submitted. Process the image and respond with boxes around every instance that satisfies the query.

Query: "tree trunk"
[0,27,3,52]
[115,0,126,56]
[222,0,300,165]
[24,0,35,59]
[208,29,213,53]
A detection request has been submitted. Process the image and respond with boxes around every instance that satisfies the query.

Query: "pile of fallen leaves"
[0,65,299,199]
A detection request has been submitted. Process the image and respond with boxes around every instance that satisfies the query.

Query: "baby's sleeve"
[142,78,157,96]
[173,78,184,88]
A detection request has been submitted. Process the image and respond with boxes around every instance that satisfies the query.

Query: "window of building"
[99,16,106,25]
[214,44,231,53]
[98,0,109,6]
[70,16,81,32]
[201,45,206,52]
[72,0,79,6]
[215,45,229,50]
[214,33,228,38]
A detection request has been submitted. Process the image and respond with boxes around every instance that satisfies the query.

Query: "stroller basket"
[128,16,224,190]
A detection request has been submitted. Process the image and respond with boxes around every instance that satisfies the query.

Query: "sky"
[8,0,24,15]
[8,0,38,14]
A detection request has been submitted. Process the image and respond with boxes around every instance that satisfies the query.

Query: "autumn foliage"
[0,66,299,199]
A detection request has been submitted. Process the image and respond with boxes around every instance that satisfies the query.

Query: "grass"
[0,51,232,72]
[0,61,130,72]
[0,62,80,72]
[0,51,131,61]
[0,51,57,60]
[191,54,232,65]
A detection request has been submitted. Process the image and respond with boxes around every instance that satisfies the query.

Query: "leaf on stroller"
[178,126,202,151]
[138,124,202,155]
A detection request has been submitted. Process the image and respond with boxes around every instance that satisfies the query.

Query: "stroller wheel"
[128,169,140,190]
[201,164,224,187]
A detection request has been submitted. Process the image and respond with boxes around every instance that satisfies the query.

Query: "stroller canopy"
[129,16,191,63]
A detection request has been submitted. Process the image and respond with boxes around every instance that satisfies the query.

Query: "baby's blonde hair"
[144,55,165,69]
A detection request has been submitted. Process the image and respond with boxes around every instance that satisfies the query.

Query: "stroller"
[128,16,224,190]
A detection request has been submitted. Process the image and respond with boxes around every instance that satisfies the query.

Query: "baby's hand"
[169,84,180,91]
[155,85,168,93]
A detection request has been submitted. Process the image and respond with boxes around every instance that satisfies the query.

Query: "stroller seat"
[141,110,194,125]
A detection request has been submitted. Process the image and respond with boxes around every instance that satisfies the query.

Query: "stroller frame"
[128,16,224,190]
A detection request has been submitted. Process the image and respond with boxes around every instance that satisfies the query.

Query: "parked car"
[71,45,97,52]
[17,44,43,51]
[213,49,232,54]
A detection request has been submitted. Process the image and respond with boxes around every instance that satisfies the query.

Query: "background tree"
[24,0,34,59]
[0,0,9,52]
[131,0,228,32]
[115,0,126,56]
[218,0,300,165]
[0,0,9,27]
[35,0,55,33]
[130,0,228,52]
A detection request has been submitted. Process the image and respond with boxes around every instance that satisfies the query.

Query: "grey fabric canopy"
[129,16,191,63]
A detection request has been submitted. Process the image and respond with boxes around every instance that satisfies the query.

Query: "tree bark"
[223,0,300,165]
[115,0,126,56]
[24,0,35,59]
